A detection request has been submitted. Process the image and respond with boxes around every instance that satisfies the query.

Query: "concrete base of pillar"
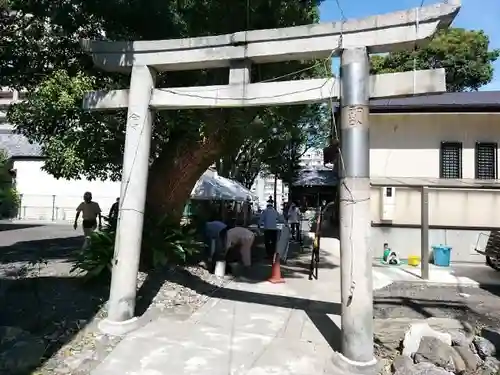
[98,316,141,336]
[329,352,379,375]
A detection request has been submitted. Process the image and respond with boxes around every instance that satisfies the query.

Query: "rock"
[394,362,454,375]
[477,366,498,375]
[63,349,95,370]
[470,341,478,354]
[474,336,496,359]
[413,336,464,373]
[481,327,500,350]
[0,326,46,374]
[453,345,482,371]
[450,350,467,374]
[483,356,500,373]
[374,318,467,353]
[402,322,452,357]
[392,355,414,373]
[450,329,474,347]
[377,358,392,375]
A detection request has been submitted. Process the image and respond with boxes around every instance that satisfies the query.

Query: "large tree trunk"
[146,132,224,221]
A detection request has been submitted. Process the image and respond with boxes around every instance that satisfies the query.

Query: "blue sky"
[320,0,500,91]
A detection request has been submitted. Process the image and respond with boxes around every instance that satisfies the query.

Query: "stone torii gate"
[82,1,460,372]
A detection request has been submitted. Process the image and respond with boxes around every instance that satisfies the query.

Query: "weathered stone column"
[332,47,377,374]
[98,65,156,335]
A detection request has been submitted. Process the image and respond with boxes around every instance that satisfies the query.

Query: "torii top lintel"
[81,1,460,73]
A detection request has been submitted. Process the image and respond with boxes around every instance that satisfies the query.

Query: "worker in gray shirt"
[259,203,279,259]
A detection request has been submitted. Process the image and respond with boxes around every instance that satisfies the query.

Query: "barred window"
[475,142,498,180]
[440,142,462,179]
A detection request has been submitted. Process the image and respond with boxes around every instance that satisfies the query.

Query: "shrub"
[70,219,115,280]
[0,186,20,219]
[142,214,205,268]
[71,214,204,280]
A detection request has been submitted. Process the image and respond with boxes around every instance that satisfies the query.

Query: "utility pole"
[334,47,377,373]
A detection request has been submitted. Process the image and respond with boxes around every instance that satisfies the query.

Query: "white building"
[250,174,287,210]
[369,91,500,263]
[250,148,324,209]
[299,148,324,168]
[0,88,119,220]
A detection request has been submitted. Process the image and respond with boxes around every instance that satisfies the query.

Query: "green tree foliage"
[1,0,328,218]
[216,104,329,188]
[0,150,20,218]
[371,28,500,92]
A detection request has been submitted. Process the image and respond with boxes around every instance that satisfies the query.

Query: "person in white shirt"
[259,203,279,258]
[74,192,102,249]
[287,203,301,241]
[226,226,255,267]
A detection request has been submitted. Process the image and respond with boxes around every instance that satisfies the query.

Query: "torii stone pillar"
[81,0,460,371]
[101,65,156,332]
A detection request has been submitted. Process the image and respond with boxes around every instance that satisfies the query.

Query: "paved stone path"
[91,237,397,375]
[91,238,347,375]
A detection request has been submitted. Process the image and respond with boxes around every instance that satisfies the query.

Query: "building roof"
[369,91,500,113]
[0,129,42,158]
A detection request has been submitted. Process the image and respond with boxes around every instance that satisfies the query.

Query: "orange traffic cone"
[268,253,285,284]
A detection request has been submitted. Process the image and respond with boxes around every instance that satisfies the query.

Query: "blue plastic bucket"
[432,245,452,267]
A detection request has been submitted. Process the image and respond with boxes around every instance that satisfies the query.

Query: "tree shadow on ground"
[0,274,109,373]
[0,236,182,374]
[0,223,44,232]
[0,236,83,263]
[167,267,342,353]
[478,284,500,299]
[0,225,340,373]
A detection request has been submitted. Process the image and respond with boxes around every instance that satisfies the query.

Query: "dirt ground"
[374,282,500,328]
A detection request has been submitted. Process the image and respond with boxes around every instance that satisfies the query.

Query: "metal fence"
[17,194,117,222]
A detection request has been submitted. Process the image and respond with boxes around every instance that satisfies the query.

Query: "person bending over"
[226,226,255,268]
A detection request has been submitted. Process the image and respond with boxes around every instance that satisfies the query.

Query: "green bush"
[142,214,205,268]
[70,219,115,280]
[71,215,204,280]
[0,187,20,219]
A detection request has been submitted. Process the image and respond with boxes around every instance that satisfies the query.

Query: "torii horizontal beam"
[83,68,446,110]
[81,1,460,72]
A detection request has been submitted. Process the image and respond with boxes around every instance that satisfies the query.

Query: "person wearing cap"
[259,202,279,259]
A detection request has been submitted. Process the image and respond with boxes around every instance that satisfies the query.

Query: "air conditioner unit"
[380,186,396,221]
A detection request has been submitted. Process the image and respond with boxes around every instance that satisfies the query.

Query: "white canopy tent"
[190,170,257,202]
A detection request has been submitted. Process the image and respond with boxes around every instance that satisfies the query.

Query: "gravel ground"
[2,260,227,375]
[374,282,500,329]
[0,224,228,375]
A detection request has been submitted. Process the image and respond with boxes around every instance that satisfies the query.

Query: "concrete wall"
[14,160,120,221]
[370,187,500,228]
[371,226,488,264]
[370,112,500,178]
[369,112,500,263]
